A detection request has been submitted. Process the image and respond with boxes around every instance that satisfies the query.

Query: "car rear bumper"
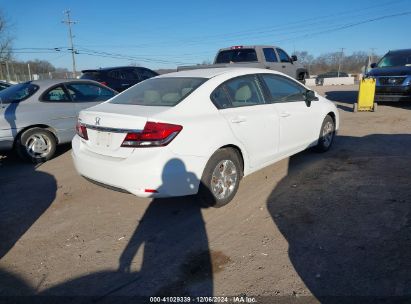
[71,136,207,198]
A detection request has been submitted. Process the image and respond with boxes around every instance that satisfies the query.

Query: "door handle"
[231,116,247,123]
[279,112,291,118]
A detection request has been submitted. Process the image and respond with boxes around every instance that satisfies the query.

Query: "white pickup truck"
[178,45,309,82]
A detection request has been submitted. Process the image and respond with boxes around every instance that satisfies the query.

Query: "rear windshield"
[0,82,39,104]
[215,49,258,63]
[80,72,102,80]
[109,77,206,106]
[377,52,411,68]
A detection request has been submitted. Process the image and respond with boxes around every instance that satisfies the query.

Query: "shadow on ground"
[0,158,215,300]
[267,134,411,301]
[326,90,411,112]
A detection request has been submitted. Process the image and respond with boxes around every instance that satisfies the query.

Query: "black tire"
[315,115,335,153]
[15,128,57,163]
[298,73,306,84]
[198,148,242,208]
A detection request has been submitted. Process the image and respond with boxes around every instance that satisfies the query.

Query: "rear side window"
[138,68,158,80]
[80,72,102,81]
[261,74,305,102]
[108,69,136,80]
[276,48,291,63]
[215,49,258,63]
[42,86,70,102]
[65,83,115,102]
[0,82,39,104]
[211,75,265,109]
[109,77,206,106]
[263,48,278,62]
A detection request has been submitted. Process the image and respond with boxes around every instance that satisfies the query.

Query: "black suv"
[367,49,411,102]
[80,66,158,92]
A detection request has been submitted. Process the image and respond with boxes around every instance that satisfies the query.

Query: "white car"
[72,68,339,207]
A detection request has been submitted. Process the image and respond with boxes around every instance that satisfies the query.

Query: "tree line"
[293,51,381,76]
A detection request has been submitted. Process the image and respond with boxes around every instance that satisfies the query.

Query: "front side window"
[65,83,115,102]
[215,49,258,63]
[211,75,265,109]
[276,48,291,63]
[0,82,39,104]
[42,86,70,102]
[263,48,278,62]
[109,77,206,107]
[261,74,305,102]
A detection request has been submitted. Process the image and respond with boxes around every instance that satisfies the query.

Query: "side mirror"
[370,63,377,68]
[291,55,298,62]
[305,90,318,107]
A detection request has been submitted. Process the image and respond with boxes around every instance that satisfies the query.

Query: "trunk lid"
[79,103,171,158]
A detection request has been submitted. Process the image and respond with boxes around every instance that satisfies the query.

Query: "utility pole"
[369,48,377,65]
[62,10,77,78]
[27,63,32,81]
[5,61,10,82]
[337,48,345,77]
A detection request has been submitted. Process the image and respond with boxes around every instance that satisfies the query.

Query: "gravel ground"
[0,85,410,303]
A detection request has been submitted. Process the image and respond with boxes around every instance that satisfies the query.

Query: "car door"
[39,84,77,141]
[213,74,280,168]
[275,48,297,78]
[64,82,116,114]
[262,47,288,74]
[259,74,322,157]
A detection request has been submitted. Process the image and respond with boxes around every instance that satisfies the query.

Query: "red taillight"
[231,45,243,49]
[121,121,182,148]
[144,189,158,193]
[100,81,108,86]
[76,122,88,140]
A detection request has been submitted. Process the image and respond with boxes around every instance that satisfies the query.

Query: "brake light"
[145,189,158,193]
[231,45,243,49]
[121,121,182,147]
[100,81,108,86]
[76,122,88,140]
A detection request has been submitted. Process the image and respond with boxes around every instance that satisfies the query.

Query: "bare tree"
[0,10,12,62]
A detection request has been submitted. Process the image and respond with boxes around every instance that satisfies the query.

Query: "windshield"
[377,52,411,68]
[109,77,206,106]
[215,49,258,63]
[0,82,39,104]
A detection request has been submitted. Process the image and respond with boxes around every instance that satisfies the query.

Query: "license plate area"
[96,131,111,147]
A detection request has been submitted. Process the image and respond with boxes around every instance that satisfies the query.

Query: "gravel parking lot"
[1,85,410,302]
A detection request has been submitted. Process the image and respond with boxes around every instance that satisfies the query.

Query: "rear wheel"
[315,115,335,152]
[198,148,242,208]
[15,128,57,163]
[298,72,306,84]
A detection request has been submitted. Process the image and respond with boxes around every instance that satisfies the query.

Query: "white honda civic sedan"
[72,68,339,207]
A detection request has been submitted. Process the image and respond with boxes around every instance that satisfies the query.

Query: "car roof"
[388,49,411,54]
[218,45,280,51]
[157,67,282,79]
[29,79,101,86]
[81,66,152,73]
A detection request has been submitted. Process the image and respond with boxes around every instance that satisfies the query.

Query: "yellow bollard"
[354,78,377,112]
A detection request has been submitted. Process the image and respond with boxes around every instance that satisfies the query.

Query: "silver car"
[0,79,117,162]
